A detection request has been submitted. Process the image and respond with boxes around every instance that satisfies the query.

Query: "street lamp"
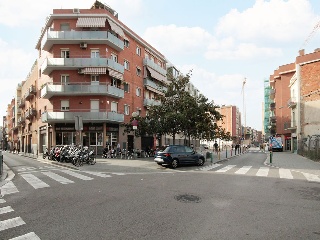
[131,111,139,159]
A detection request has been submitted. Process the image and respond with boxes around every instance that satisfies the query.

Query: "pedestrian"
[214,141,218,154]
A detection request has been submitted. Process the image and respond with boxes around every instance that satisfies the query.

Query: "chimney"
[299,49,305,56]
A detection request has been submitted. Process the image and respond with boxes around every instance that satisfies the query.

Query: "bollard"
[231,149,233,156]
[210,152,213,163]
[226,148,228,158]
[269,150,273,164]
[0,150,3,176]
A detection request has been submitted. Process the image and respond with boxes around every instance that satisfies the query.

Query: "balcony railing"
[143,98,161,107]
[269,115,276,122]
[25,108,37,119]
[41,111,124,123]
[143,58,167,76]
[287,97,297,108]
[17,117,25,125]
[25,85,36,100]
[41,57,124,75]
[41,30,124,52]
[269,88,275,99]
[41,82,124,99]
[270,102,276,109]
[143,78,167,94]
[284,121,297,130]
[18,99,25,108]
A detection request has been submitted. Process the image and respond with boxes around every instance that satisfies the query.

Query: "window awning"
[81,67,107,74]
[76,17,107,28]
[147,67,167,83]
[107,19,125,38]
[108,68,124,81]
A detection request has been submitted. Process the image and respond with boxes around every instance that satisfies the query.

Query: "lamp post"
[131,111,139,159]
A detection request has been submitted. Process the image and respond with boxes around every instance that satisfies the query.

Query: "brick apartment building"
[269,48,320,152]
[4,1,202,155]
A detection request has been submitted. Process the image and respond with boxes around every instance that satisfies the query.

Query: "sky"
[0,0,320,131]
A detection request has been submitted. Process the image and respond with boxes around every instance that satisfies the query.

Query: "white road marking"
[41,171,74,184]
[20,174,50,189]
[0,199,6,204]
[302,173,320,183]
[60,170,94,180]
[82,171,112,178]
[256,167,269,177]
[0,217,25,231]
[0,206,14,215]
[1,181,19,196]
[279,168,293,179]
[9,232,41,240]
[235,166,252,175]
[215,165,236,173]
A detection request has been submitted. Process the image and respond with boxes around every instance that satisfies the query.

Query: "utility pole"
[241,77,246,145]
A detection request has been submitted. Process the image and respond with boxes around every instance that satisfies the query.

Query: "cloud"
[215,0,318,42]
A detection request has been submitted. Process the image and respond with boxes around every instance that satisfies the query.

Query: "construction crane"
[300,19,320,50]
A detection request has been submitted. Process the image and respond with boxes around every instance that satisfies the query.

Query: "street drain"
[175,194,201,203]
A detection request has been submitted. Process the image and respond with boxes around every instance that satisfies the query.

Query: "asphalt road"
[1,151,320,240]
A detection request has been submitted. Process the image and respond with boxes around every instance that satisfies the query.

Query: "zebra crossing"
[0,197,41,239]
[197,163,320,182]
[0,169,121,197]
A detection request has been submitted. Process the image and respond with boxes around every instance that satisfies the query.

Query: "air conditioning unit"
[78,69,84,74]
[80,42,87,49]
[73,8,80,13]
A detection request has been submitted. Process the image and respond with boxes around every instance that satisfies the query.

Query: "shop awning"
[76,17,107,28]
[107,19,125,38]
[147,67,167,83]
[81,67,107,74]
[108,68,124,81]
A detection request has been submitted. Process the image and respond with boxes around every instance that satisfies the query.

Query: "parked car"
[154,145,205,168]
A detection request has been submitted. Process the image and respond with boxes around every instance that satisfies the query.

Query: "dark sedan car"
[154,145,205,168]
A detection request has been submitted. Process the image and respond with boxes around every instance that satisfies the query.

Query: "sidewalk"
[264,151,320,176]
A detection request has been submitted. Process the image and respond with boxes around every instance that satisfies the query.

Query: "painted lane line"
[256,167,269,177]
[0,217,25,232]
[82,171,112,178]
[0,206,14,215]
[20,174,50,189]
[60,170,94,180]
[235,166,252,175]
[9,232,41,240]
[1,181,19,196]
[302,173,320,183]
[279,168,293,179]
[42,171,74,184]
[215,165,236,173]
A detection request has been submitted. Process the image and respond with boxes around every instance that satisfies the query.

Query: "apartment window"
[111,78,121,88]
[123,82,129,92]
[136,67,141,76]
[61,75,69,85]
[111,53,118,63]
[124,105,130,115]
[145,52,149,59]
[61,49,70,58]
[136,46,141,56]
[124,39,130,48]
[91,75,99,85]
[61,100,69,111]
[124,60,130,70]
[150,56,154,62]
[136,87,141,97]
[60,23,70,31]
[111,102,118,112]
[91,49,100,58]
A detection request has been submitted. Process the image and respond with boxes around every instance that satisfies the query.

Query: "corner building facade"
[36,2,168,154]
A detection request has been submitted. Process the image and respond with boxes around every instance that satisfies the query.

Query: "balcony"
[287,97,297,108]
[143,58,167,77]
[41,57,124,75]
[41,30,124,52]
[41,83,124,99]
[269,88,275,99]
[270,102,276,110]
[143,78,167,95]
[25,85,36,100]
[144,98,161,107]
[269,115,276,123]
[18,98,25,108]
[284,121,297,131]
[17,117,25,125]
[25,108,37,119]
[41,111,124,123]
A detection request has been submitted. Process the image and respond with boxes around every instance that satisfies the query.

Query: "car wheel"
[157,163,162,166]
[198,158,204,166]
[171,159,179,169]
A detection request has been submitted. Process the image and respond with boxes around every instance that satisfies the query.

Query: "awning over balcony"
[76,17,107,28]
[147,67,167,83]
[108,68,123,81]
[81,67,107,74]
[107,19,126,39]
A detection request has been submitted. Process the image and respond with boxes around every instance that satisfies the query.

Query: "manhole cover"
[175,194,201,203]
